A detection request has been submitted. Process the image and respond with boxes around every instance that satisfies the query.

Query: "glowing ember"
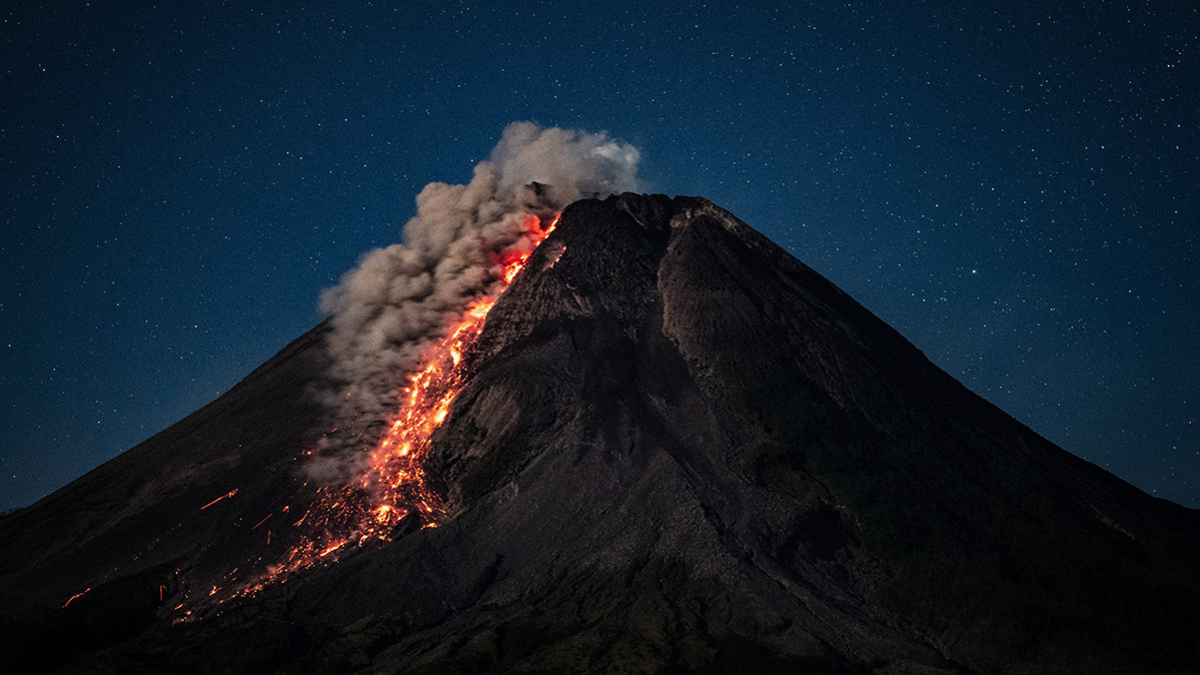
[61,588,91,608]
[200,489,238,510]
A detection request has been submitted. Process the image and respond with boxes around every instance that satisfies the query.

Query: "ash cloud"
[309,122,639,482]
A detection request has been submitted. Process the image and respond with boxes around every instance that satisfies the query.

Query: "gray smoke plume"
[309,122,639,482]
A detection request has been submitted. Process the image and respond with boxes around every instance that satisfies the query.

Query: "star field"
[1,0,1196,511]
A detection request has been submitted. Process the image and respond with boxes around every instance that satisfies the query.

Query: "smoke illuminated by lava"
[314,122,639,484]
[157,123,636,617]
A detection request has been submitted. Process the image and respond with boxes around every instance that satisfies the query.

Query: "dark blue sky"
[2,0,1197,511]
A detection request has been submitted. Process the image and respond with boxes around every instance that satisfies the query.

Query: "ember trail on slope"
[198,212,561,610]
[59,212,560,618]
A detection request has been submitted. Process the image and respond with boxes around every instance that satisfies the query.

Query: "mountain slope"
[2,193,1198,674]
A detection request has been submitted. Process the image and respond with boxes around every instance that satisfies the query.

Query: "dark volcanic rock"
[3,194,1199,674]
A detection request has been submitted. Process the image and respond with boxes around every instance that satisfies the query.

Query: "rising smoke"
[309,122,640,482]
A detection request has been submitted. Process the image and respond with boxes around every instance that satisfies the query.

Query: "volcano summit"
[2,194,1198,674]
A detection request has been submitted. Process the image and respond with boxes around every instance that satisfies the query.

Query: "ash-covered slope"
[0,321,336,671]
[4,194,1200,674]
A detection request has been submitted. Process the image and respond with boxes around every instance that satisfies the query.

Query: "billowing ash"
[309,122,640,483]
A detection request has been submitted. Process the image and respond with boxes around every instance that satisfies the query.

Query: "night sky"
[2,1,1196,512]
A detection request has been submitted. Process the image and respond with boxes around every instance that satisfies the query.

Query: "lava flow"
[223,212,561,601]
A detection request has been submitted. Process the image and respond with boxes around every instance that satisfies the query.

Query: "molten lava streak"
[229,212,561,599]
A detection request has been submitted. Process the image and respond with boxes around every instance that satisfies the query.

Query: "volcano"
[2,194,1198,674]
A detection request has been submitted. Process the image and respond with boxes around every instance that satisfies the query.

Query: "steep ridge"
[2,194,1198,674]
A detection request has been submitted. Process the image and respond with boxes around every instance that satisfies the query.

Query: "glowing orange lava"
[214,211,561,604]
[200,489,238,510]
